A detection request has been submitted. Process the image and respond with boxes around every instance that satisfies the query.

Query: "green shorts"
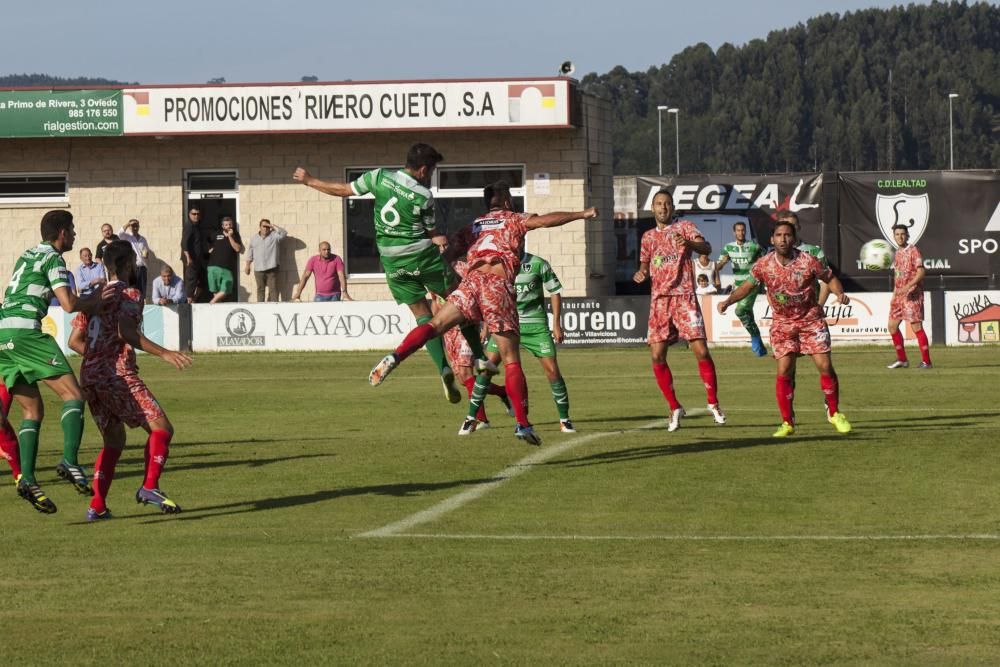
[207,266,234,295]
[380,245,452,306]
[486,323,557,359]
[733,280,759,315]
[0,328,73,388]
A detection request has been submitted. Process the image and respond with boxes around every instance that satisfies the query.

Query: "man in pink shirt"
[292,242,352,302]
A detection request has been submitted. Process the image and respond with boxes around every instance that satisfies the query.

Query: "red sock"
[820,374,839,417]
[504,363,530,427]
[90,446,123,513]
[394,323,437,362]
[697,358,719,406]
[915,329,931,364]
[652,363,681,411]
[891,330,907,362]
[776,375,795,424]
[144,430,172,490]
[0,422,20,480]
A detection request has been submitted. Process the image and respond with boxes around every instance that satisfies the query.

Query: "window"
[345,165,526,276]
[0,173,68,204]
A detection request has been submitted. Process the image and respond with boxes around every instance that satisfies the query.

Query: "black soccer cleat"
[17,476,57,514]
[55,460,94,496]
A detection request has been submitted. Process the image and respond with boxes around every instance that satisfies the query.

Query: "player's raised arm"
[683,234,712,257]
[523,207,598,230]
[293,167,354,198]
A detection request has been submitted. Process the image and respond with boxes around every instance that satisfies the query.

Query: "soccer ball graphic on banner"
[859,239,895,270]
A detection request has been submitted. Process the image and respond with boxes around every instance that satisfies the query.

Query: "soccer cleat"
[559,419,577,433]
[16,477,57,514]
[135,487,182,514]
[458,418,479,436]
[55,460,94,496]
[773,422,795,438]
[474,358,500,376]
[917,362,932,369]
[887,360,909,369]
[514,424,542,446]
[368,353,398,387]
[750,336,767,357]
[86,507,113,521]
[708,404,727,425]
[476,420,491,430]
[828,411,852,434]
[667,407,685,432]
[441,367,462,404]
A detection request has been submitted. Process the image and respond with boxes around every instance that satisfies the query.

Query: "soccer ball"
[859,239,895,270]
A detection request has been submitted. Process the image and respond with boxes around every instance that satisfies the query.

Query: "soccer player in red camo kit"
[886,223,932,369]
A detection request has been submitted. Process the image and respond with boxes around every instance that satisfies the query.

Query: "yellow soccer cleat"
[772,422,795,438]
[828,411,852,434]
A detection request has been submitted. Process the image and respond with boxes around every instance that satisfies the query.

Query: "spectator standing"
[75,247,107,294]
[244,218,287,302]
[119,218,151,299]
[95,223,118,262]
[207,216,244,304]
[151,265,186,305]
[181,207,209,303]
[292,242,352,302]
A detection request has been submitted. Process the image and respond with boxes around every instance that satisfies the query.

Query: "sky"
[0,0,957,85]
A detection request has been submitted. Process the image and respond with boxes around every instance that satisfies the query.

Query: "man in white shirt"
[119,218,151,300]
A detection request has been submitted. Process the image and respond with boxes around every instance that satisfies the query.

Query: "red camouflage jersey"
[640,220,703,296]
[750,249,834,321]
[71,282,144,382]
[464,209,531,283]
[892,244,924,294]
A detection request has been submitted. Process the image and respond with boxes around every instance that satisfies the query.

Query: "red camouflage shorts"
[889,291,924,323]
[769,316,831,359]
[443,327,474,369]
[647,294,706,345]
[82,373,165,433]
[446,269,519,334]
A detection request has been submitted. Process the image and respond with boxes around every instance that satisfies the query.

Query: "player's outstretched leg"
[774,374,795,438]
[888,329,909,369]
[15,419,56,513]
[820,374,851,434]
[136,428,181,514]
[55,399,93,496]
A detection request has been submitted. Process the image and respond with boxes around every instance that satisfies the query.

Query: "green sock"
[17,419,41,484]
[550,379,570,420]
[459,324,486,360]
[60,400,85,466]
[737,309,761,339]
[467,374,491,419]
[417,315,448,373]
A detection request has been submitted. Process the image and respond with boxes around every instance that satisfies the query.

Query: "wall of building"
[0,93,614,302]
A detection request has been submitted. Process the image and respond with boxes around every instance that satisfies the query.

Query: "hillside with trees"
[0,74,136,88]
[581,1,999,174]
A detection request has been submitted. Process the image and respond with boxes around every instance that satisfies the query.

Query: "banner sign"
[702,292,933,346]
[548,297,648,346]
[838,171,1000,279]
[45,304,179,354]
[944,291,1000,345]
[0,90,122,138]
[191,302,417,351]
[635,173,826,245]
[121,80,573,135]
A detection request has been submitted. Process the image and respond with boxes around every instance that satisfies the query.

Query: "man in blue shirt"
[152,265,186,305]
[75,247,106,294]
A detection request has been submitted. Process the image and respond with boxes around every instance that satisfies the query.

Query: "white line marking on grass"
[358,419,666,538]
[371,533,1000,542]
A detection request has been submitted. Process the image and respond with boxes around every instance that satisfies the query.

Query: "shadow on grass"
[113,476,503,524]
[546,433,868,467]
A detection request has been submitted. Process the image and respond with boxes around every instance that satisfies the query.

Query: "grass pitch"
[2,345,999,665]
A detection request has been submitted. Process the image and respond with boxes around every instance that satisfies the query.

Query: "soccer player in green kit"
[0,210,109,513]
[716,221,766,356]
[471,252,575,435]
[294,143,486,403]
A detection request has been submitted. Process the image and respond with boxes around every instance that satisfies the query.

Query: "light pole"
[657,105,669,176]
[667,108,680,175]
[948,93,959,170]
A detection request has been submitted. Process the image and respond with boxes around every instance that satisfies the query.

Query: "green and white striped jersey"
[797,241,829,268]
[0,243,71,330]
[350,168,435,258]
[719,241,763,284]
[514,253,563,326]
